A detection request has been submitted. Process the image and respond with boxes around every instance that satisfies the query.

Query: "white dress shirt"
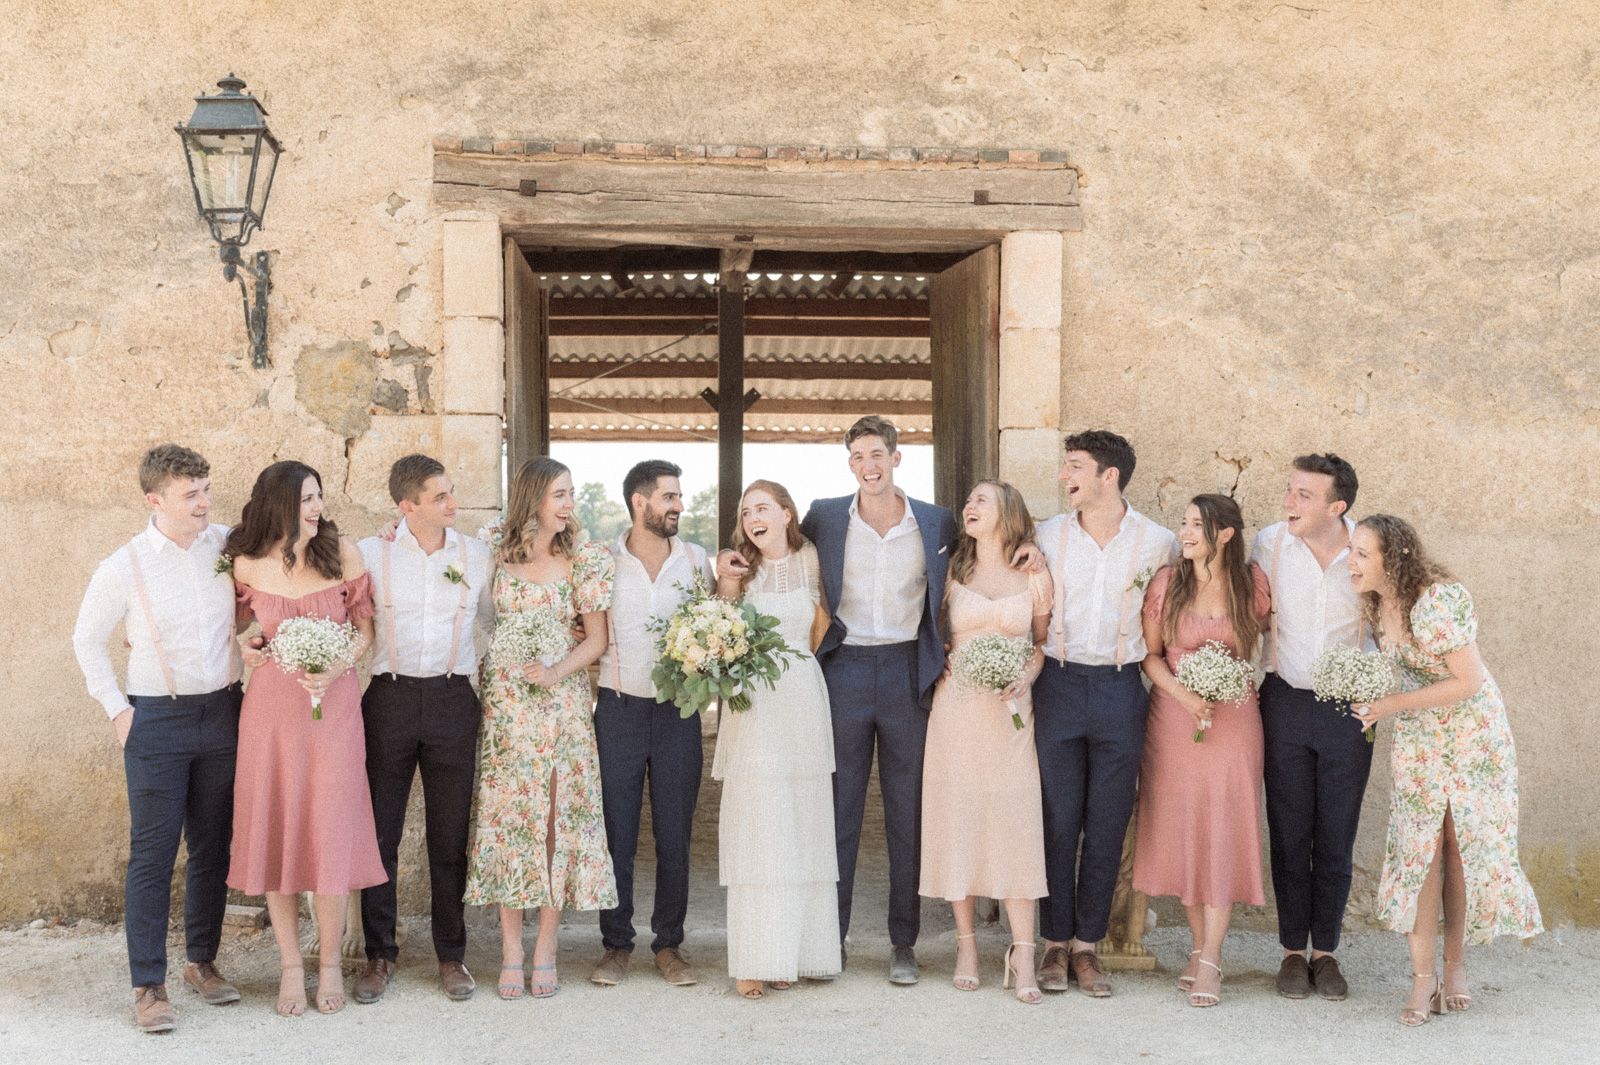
[1250,517,1363,690]
[358,521,495,677]
[599,533,713,699]
[837,491,927,646]
[72,520,242,718]
[1037,504,1178,667]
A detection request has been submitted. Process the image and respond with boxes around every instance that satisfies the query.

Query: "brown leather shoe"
[590,948,630,986]
[1276,954,1312,999]
[353,957,396,1004]
[654,947,698,986]
[133,984,176,1033]
[1068,950,1112,997]
[439,960,476,1001]
[1310,954,1349,1001]
[183,961,241,1005]
[1037,944,1071,992]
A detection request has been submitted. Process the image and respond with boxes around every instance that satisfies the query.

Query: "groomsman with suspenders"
[353,455,494,1003]
[1032,431,1176,997]
[589,460,712,989]
[72,444,244,1033]
[1250,453,1368,1002]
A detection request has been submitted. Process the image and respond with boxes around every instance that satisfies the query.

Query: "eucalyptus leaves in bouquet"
[649,574,801,719]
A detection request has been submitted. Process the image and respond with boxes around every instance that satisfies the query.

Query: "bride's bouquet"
[951,634,1035,730]
[1175,640,1255,742]
[268,616,359,720]
[489,610,571,694]
[1310,644,1395,743]
[650,574,801,719]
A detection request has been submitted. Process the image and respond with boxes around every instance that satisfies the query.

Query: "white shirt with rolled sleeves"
[72,520,243,719]
[599,534,714,699]
[837,490,927,646]
[1249,517,1363,691]
[358,521,494,678]
[1036,504,1178,667]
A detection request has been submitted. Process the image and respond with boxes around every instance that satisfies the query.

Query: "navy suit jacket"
[800,493,959,710]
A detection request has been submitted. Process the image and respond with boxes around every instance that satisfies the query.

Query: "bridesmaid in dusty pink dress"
[1135,494,1271,1008]
[225,461,383,1017]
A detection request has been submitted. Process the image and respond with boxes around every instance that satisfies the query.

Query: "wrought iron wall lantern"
[175,75,282,368]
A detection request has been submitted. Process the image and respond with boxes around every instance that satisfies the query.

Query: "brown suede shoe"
[1037,945,1071,992]
[1276,954,1312,999]
[1310,954,1349,1001]
[1068,950,1112,997]
[439,960,476,1001]
[183,961,241,1005]
[590,948,630,986]
[133,984,176,1033]
[353,958,396,1005]
[654,947,698,986]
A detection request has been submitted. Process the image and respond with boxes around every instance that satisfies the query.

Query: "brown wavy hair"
[948,480,1035,587]
[498,457,581,564]
[1356,514,1455,642]
[224,461,343,578]
[732,479,807,591]
[1161,494,1260,658]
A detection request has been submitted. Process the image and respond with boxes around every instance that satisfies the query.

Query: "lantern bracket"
[220,243,271,369]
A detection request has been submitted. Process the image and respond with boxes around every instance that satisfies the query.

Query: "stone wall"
[2,1,1595,927]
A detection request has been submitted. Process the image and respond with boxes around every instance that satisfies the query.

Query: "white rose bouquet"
[950,634,1036,730]
[489,609,571,693]
[268,616,360,720]
[1174,640,1255,742]
[1310,644,1394,743]
[650,574,800,719]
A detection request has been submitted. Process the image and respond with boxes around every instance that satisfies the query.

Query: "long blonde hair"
[497,456,580,564]
[1357,514,1454,642]
[1161,494,1261,658]
[731,479,806,592]
[948,480,1034,586]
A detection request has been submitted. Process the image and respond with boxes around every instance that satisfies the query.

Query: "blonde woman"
[464,457,617,1000]
[919,480,1051,1004]
[1347,515,1541,1026]
[713,480,841,998]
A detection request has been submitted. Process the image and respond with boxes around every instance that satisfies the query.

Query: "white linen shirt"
[837,491,926,646]
[1036,504,1178,667]
[358,521,495,678]
[598,533,713,699]
[72,520,242,718]
[1250,517,1363,690]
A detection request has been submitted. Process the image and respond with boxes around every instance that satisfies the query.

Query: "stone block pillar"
[439,212,504,514]
[996,231,1064,518]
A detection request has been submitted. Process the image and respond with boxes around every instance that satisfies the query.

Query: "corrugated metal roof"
[538,271,930,301]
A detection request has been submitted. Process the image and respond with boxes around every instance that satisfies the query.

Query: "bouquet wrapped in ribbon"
[489,609,571,694]
[1175,639,1255,742]
[1310,644,1395,743]
[268,616,359,720]
[951,633,1035,730]
[650,575,801,719]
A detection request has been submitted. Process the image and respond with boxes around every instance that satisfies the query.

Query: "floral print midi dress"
[1374,581,1542,944]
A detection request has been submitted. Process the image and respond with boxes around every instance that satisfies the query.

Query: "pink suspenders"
[1112,516,1148,669]
[1269,526,1286,674]
[1051,519,1071,661]
[125,545,178,699]
[1050,512,1147,668]
[381,536,471,679]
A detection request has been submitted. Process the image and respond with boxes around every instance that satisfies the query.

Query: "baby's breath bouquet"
[489,609,571,694]
[650,574,800,719]
[1311,644,1394,743]
[1175,640,1255,742]
[951,633,1035,730]
[268,616,359,720]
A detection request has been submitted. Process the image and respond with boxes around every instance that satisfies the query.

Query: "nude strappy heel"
[1003,942,1042,1005]
[1177,949,1202,990]
[1187,958,1222,1007]
[1400,971,1443,1027]
[1443,957,1473,1012]
[952,931,979,991]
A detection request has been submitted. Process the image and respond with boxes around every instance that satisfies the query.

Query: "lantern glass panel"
[189,132,256,215]
[250,136,280,222]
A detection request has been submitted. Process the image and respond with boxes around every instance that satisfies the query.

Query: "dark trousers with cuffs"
[821,641,926,948]
[595,687,703,954]
[1032,660,1148,946]
[359,673,480,964]
[123,684,241,988]
[1260,672,1374,953]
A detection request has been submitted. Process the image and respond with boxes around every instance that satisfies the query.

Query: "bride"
[713,479,841,998]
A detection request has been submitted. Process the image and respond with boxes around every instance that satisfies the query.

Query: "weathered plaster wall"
[2,1,1595,927]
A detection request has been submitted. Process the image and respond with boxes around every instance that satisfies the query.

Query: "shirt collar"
[395,518,458,555]
[1070,499,1139,541]
[142,516,203,555]
[613,531,685,567]
[848,489,918,532]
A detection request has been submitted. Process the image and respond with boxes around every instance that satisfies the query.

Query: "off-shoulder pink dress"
[227,574,386,896]
[1133,564,1271,908]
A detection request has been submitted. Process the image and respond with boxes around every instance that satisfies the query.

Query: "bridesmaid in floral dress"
[1347,515,1542,1027]
[464,457,616,1001]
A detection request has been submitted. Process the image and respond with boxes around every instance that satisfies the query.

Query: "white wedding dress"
[712,543,841,981]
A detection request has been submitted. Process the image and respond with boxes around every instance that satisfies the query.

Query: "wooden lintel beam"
[549,318,928,338]
[550,427,937,445]
[549,359,933,382]
[522,247,971,274]
[551,398,932,416]
[548,297,930,320]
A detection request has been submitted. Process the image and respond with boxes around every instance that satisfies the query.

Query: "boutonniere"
[213,555,234,576]
[443,564,468,587]
[1128,566,1155,593]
